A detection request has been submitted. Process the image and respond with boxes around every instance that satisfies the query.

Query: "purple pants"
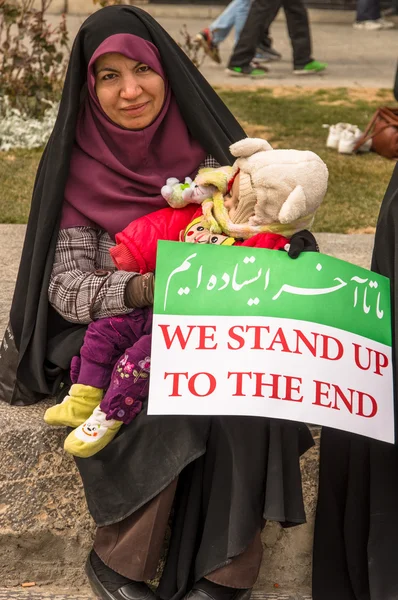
[70,308,152,424]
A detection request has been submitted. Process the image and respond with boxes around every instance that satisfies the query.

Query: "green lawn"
[0,148,42,223]
[218,86,396,233]
[0,88,396,232]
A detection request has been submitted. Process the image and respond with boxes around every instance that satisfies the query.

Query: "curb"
[47,2,364,24]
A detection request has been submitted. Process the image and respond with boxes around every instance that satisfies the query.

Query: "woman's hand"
[286,230,319,259]
[125,273,155,308]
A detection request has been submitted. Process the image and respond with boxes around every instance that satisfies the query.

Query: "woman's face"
[94,52,166,130]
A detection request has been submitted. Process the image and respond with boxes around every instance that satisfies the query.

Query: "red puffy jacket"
[110,205,289,273]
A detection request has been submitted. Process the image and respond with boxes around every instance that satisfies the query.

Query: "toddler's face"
[223,173,240,218]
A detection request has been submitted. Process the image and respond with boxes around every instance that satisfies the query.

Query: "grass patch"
[0,88,396,232]
[0,148,42,223]
[218,87,396,233]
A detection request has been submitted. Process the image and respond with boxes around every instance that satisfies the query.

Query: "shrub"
[0,0,69,117]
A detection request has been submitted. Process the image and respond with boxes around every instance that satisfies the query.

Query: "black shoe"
[255,45,282,61]
[85,550,156,600]
[185,578,252,600]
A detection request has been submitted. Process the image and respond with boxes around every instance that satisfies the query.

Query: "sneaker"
[252,52,275,68]
[377,17,395,28]
[353,18,394,29]
[226,65,268,78]
[194,29,222,64]
[293,60,327,75]
[254,46,282,62]
[338,126,372,154]
[326,122,352,150]
[353,19,382,29]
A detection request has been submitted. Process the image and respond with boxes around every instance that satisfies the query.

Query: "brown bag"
[354,106,398,159]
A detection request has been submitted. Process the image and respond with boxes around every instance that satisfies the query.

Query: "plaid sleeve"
[199,155,221,169]
[48,227,137,324]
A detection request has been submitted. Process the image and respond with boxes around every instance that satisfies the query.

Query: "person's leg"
[254,10,283,62]
[259,30,273,49]
[205,529,263,588]
[64,333,152,457]
[85,480,178,600]
[356,0,381,21]
[158,418,312,600]
[210,0,250,45]
[232,0,252,46]
[228,0,281,69]
[282,0,312,68]
[94,479,178,581]
[44,310,150,427]
[312,429,360,600]
[282,0,327,73]
[187,532,262,600]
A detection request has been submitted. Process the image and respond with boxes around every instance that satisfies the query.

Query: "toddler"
[44,138,328,458]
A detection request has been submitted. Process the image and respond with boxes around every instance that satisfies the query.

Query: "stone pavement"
[0,590,93,600]
[0,589,311,600]
[47,5,398,89]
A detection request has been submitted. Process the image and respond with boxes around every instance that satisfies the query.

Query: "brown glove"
[125,273,155,308]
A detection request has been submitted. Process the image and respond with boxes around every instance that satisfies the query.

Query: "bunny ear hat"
[227,138,329,234]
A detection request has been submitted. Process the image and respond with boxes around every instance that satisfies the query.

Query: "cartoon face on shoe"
[181,219,234,245]
[81,422,101,438]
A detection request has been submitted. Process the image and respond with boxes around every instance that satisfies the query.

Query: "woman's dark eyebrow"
[96,62,143,75]
[96,66,120,74]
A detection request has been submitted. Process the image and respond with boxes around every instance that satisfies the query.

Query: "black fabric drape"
[74,407,313,600]
[313,164,398,600]
[0,5,246,405]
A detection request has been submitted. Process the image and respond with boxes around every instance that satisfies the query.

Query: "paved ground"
[47,5,398,90]
[0,589,311,600]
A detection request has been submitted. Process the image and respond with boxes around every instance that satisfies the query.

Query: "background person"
[226,0,327,77]
[353,0,394,29]
[313,163,398,600]
[195,0,281,65]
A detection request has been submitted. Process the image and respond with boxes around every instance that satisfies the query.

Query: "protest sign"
[148,241,394,443]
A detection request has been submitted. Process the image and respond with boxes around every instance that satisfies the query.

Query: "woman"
[313,165,398,600]
[0,6,315,600]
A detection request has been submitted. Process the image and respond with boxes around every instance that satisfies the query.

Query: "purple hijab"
[61,33,206,238]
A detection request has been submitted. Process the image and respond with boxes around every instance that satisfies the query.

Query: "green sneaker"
[293,60,327,75]
[226,64,268,79]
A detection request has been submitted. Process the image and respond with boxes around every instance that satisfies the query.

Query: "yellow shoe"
[44,384,104,428]
[64,406,123,458]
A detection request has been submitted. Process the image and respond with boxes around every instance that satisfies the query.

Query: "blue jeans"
[210,0,251,46]
[356,0,380,21]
